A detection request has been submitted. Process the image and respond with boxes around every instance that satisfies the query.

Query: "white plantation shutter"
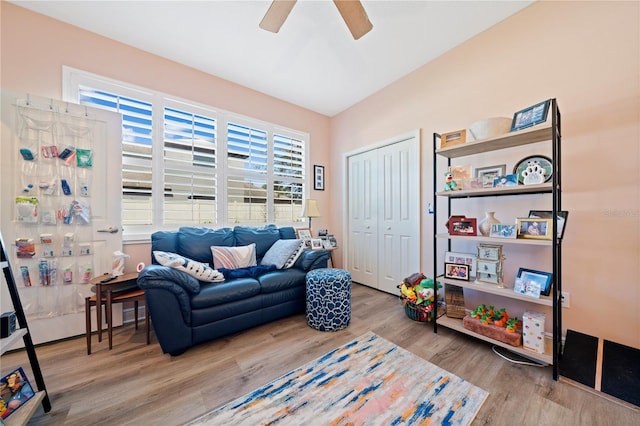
[66,69,309,238]
[78,86,153,226]
[273,133,304,222]
[163,106,217,225]
[226,122,268,223]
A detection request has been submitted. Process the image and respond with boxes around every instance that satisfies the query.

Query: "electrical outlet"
[561,291,570,308]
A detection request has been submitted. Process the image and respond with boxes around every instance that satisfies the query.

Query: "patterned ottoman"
[305,268,352,331]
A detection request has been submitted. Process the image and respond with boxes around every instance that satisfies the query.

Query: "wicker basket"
[400,297,433,322]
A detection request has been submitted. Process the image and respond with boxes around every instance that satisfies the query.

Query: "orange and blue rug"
[187,332,488,425]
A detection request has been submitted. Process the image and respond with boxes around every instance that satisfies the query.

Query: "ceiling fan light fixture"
[259,0,373,40]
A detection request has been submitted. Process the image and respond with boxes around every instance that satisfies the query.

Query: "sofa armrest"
[137,264,197,325]
[294,249,331,271]
[138,264,200,294]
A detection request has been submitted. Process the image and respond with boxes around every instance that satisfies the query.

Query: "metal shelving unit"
[1,232,51,424]
[432,99,562,379]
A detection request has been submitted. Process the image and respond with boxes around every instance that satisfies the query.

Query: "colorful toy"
[443,171,457,191]
[506,318,522,333]
[399,283,417,302]
[471,304,512,327]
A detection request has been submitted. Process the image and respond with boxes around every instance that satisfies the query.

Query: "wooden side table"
[325,247,337,268]
[90,272,139,341]
[86,272,149,354]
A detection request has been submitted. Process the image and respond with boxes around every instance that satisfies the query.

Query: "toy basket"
[400,296,434,323]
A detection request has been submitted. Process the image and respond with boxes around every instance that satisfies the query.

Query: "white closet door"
[377,137,420,294]
[347,150,378,287]
[346,133,420,294]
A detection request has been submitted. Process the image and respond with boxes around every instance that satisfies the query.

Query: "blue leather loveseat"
[137,225,329,355]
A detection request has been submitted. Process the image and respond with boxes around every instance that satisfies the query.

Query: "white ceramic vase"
[479,211,500,236]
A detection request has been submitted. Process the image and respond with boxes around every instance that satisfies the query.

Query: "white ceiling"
[10,0,534,116]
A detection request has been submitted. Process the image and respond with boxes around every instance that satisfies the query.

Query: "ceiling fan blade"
[259,0,297,33]
[333,0,373,40]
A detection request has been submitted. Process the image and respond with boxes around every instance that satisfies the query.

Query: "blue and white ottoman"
[305,268,351,331]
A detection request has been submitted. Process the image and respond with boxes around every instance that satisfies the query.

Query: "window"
[64,68,308,239]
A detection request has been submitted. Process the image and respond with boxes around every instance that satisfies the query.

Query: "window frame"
[63,66,310,242]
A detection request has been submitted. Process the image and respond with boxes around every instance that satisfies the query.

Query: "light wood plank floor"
[3,283,638,425]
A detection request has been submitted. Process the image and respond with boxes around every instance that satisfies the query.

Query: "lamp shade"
[302,199,321,218]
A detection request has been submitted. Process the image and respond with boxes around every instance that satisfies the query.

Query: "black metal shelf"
[432,99,562,380]
[1,232,52,419]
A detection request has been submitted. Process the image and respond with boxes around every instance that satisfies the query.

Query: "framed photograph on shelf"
[528,210,569,239]
[444,251,477,276]
[474,164,506,189]
[314,165,325,191]
[296,228,312,239]
[310,238,323,250]
[444,263,470,281]
[493,174,518,188]
[450,164,472,181]
[490,224,517,239]
[448,218,477,236]
[440,129,466,149]
[516,218,553,240]
[510,99,550,132]
[0,367,36,420]
[514,267,552,297]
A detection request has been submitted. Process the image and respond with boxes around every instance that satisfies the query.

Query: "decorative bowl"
[468,117,512,141]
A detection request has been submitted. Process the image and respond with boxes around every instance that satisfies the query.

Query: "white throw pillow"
[153,251,224,282]
[261,239,305,269]
[211,243,257,270]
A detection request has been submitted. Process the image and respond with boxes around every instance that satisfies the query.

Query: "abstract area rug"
[186,332,488,425]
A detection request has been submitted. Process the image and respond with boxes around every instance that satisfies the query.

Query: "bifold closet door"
[376,138,420,294]
[346,135,420,294]
[347,149,378,288]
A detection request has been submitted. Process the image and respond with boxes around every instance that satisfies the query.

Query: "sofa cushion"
[278,226,297,240]
[260,239,304,269]
[211,243,257,269]
[234,225,281,260]
[191,296,264,326]
[258,268,307,293]
[191,278,261,309]
[177,227,235,264]
[151,231,179,263]
[153,251,225,283]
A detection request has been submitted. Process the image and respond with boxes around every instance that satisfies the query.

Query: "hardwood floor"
[3,283,638,425]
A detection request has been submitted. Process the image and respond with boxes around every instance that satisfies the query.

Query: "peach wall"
[331,1,640,347]
[0,1,333,257]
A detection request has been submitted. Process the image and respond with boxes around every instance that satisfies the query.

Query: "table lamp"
[301,199,321,230]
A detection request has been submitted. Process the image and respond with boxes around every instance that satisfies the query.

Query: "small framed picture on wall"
[314,165,325,191]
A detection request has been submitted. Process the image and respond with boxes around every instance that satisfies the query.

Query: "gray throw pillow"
[260,239,304,269]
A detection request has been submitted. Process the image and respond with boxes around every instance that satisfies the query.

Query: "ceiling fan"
[260,0,373,40]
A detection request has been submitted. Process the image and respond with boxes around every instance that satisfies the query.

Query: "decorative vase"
[478,211,500,236]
